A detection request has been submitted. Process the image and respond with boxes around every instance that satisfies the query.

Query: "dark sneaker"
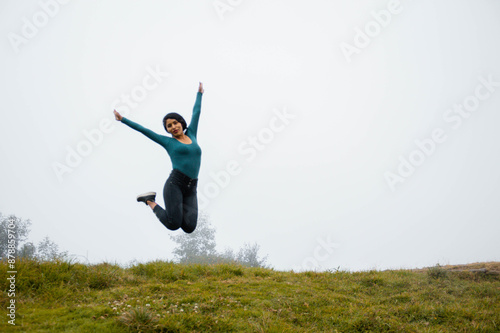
[137,192,156,205]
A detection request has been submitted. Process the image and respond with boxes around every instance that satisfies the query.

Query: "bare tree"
[237,242,269,268]
[170,213,218,264]
[0,213,32,260]
[37,236,68,261]
[19,242,37,259]
[170,212,269,267]
[0,212,67,261]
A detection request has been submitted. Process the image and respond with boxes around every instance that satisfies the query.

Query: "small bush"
[128,260,182,282]
[118,306,158,331]
[87,264,118,290]
[428,264,449,280]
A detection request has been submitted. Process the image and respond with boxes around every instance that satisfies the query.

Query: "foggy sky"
[1,0,499,271]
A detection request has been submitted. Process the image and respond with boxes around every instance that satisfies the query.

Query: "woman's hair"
[163,113,187,133]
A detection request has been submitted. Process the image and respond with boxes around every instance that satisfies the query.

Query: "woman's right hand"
[113,110,123,121]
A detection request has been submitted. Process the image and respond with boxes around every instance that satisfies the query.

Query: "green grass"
[1,260,499,332]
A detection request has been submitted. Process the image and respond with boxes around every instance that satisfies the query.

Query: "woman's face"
[165,118,183,136]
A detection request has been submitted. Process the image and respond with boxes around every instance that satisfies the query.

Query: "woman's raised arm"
[188,82,203,137]
[113,110,167,146]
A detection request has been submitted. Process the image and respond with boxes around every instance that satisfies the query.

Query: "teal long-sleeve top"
[120,92,203,179]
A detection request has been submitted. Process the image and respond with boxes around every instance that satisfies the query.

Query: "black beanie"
[163,113,187,133]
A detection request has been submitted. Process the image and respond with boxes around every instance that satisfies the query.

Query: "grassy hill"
[1,260,499,332]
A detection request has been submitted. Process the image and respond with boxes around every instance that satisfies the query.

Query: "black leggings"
[152,169,198,233]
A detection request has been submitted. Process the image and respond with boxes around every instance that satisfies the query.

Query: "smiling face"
[165,118,184,137]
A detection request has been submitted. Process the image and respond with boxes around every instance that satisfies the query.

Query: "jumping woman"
[113,82,204,234]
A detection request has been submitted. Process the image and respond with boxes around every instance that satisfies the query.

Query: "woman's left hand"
[198,82,204,94]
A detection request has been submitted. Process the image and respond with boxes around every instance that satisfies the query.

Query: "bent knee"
[161,217,182,231]
[182,225,196,234]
